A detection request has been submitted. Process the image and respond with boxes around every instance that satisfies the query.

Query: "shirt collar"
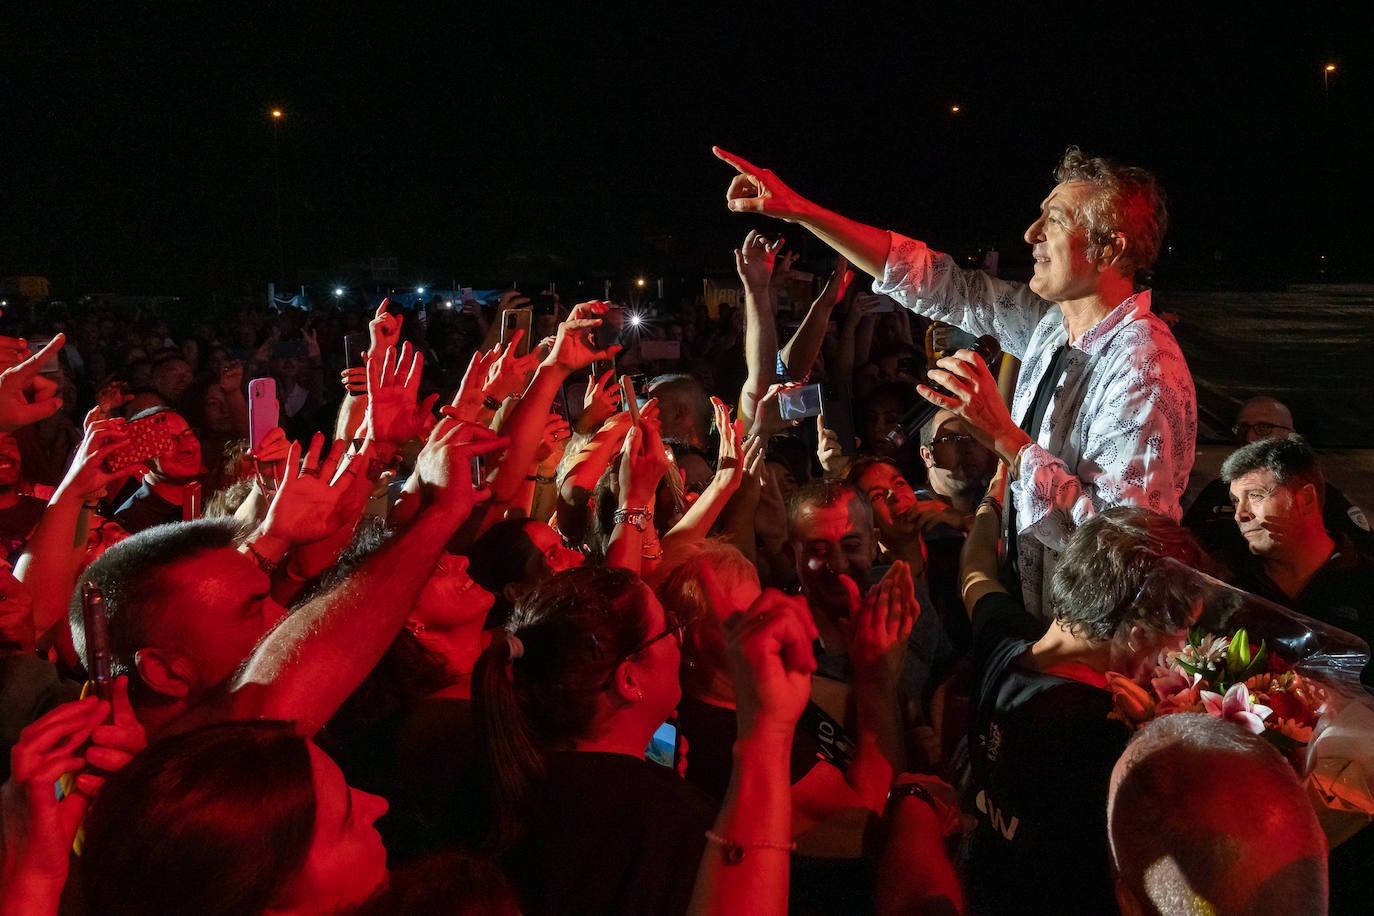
[1065,289,1153,355]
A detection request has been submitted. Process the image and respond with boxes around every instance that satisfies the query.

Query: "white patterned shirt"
[874,232,1196,618]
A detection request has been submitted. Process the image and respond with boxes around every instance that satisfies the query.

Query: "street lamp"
[270,108,285,282]
[1323,63,1336,97]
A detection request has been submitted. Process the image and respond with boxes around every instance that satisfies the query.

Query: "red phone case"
[105,413,175,472]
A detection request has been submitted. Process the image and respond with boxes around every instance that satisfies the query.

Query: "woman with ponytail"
[473,564,713,915]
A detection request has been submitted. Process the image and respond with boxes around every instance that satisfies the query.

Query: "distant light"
[636,277,646,288]
[416,286,426,295]
[1325,64,1337,73]
[628,312,644,327]
[951,105,961,113]
[333,287,344,297]
[1320,255,1327,260]
[271,109,283,119]
[443,300,454,309]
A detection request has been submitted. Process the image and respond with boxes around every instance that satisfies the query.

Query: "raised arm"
[779,255,853,382]
[735,231,781,432]
[688,587,817,916]
[225,418,508,735]
[715,148,891,279]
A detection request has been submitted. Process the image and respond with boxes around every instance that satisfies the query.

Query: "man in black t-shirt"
[960,502,1204,915]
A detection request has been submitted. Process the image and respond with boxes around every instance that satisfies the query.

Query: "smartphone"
[590,353,616,382]
[104,411,175,473]
[248,377,279,453]
[777,383,823,421]
[470,454,486,489]
[182,480,202,521]
[645,719,679,769]
[855,293,895,315]
[501,308,533,357]
[928,322,979,360]
[819,384,857,457]
[81,582,113,702]
[590,308,622,352]
[343,333,368,397]
[620,374,641,427]
[28,337,62,377]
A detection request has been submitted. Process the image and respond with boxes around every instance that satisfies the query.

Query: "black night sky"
[3,4,1367,295]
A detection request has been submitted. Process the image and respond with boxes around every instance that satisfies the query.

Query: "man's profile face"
[921,413,996,497]
[150,547,289,694]
[789,496,876,613]
[1228,469,1302,557]
[1024,181,1102,304]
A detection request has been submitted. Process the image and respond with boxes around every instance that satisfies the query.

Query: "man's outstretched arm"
[715,147,892,279]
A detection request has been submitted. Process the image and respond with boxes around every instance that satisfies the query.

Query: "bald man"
[1183,395,1371,569]
[1108,714,1328,916]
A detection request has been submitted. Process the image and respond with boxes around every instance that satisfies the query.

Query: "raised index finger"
[6,333,65,381]
[712,145,762,176]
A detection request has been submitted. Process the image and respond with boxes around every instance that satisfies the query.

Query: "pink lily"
[1201,682,1272,735]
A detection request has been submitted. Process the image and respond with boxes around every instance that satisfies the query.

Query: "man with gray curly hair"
[716,144,1196,620]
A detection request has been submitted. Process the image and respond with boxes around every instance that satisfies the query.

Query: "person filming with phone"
[716,145,1196,618]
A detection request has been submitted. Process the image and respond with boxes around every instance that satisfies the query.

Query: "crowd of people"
[0,144,1369,915]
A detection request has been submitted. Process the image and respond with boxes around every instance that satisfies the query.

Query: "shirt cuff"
[871,231,935,297]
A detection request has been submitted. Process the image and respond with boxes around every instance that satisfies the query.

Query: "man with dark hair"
[959,503,1204,915]
[111,407,203,534]
[1221,434,1374,683]
[718,145,1196,620]
[1185,395,1372,568]
[70,414,506,740]
[646,373,712,450]
[1108,714,1327,916]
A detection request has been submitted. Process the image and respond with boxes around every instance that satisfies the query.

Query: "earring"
[634,687,644,701]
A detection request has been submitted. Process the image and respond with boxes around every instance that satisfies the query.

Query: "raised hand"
[770,249,801,290]
[919,348,1020,457]
[0,679,145,902]
[0,335,65,432]
[57,418,131,502]
[714,146,811,221]
[844,560,918,683]
[618,408,669,507]
[543,301,620,374]
[484,330,541,402]
[219,359,245,394]
[365,343,436,447]
[412,416,509,520]
[734,230,784,293]
[816,254,854,306]
[367,299,402,359]
[579,368,620,435]
[816,413,851,479]
[257,435,361,548]
[723,587,819,738]
[535,411,573,469]
[711,397,746,488]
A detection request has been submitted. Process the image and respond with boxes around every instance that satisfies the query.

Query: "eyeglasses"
[1231,422,1292,440]
[930,433,975,448]
[599,610,704,690]
[171,428,199,446]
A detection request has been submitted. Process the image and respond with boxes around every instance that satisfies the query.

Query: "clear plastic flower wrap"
[1127,558,1373,846]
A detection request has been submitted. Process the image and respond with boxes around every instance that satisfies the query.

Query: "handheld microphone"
[885,335,1002,448]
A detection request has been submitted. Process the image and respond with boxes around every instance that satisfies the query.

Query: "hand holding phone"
[619,374,641,428]
[81,583,113,701]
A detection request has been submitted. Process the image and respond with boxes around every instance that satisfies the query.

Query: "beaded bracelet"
[482,395,502,412]
[704,830,796,865]
[243,540,281,573]
[978,495,1003,525]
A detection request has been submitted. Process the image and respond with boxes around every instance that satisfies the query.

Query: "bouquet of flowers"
[1104,558,1374,846]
